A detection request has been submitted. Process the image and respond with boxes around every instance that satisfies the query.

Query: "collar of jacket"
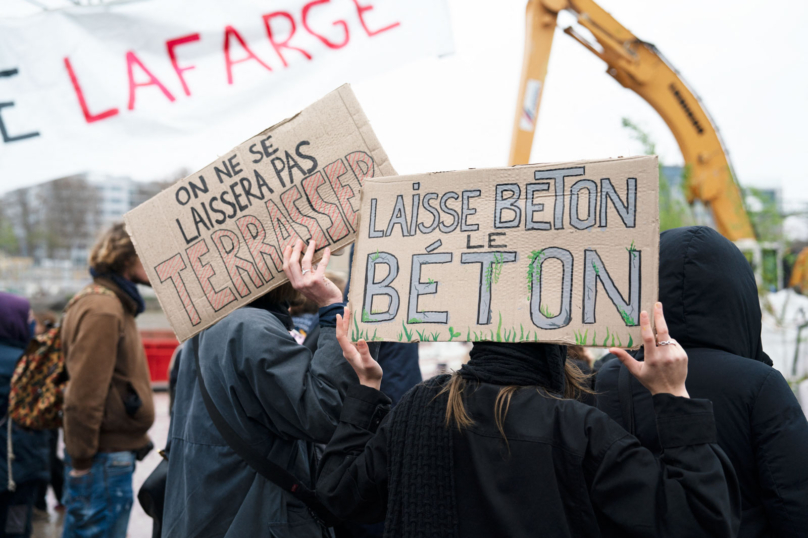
[93,276,139,316]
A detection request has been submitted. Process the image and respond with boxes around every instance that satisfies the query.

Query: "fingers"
[639,310,655,351]
[356,339,368,355]
[316,247,331,279]
[282,245,294,284]
[355,339,372,359]
[342,306,351,335]
[355,340,375,368]
[653,302,669,342]
[283,240,305,283]
[301,239,315,272]
[336,312,345,341]
[611,347,643,378]
[335,308,357,358]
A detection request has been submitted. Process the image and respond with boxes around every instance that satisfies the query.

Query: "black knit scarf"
[460,342,567,394]
[384,342,567,538]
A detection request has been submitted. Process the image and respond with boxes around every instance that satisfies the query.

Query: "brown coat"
[62,277,155,470]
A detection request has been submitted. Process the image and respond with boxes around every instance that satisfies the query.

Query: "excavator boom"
[510,0,756,241]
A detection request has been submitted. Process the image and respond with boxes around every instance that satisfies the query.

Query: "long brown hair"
[440,360,593,440]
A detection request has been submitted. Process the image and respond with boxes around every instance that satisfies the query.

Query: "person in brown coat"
[61,223,155,538]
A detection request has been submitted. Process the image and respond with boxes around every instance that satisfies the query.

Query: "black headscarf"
[460,342,567,393]
[659,226,772,365]
[384,342,567,538]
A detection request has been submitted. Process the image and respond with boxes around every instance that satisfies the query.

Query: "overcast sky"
[3,0,807,210]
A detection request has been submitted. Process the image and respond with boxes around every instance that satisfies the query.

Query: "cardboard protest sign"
[125,85,394,342]
[348,156,658,347]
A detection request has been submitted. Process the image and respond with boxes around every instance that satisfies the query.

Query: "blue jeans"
[62,452,135,538]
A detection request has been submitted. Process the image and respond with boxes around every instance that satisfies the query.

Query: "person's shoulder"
[594,353,621,387]
[555,396,617,425]
[687,348,775,392]
[506,391,628,454]
[508,389,610,428]
[690,348,770,370]
[70,285,124,318]
[0,343,25,365]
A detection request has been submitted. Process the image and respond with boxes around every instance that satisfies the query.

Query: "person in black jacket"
[316,303,741,538]
[596,226,808,538]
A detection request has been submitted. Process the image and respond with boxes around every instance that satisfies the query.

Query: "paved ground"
[32,392,170,538]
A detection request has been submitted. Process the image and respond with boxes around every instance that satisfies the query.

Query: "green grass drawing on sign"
[463,320,546,343]
[627,334,634,347]
[526,250,544,301]
[407,318,423,324]
[371,249,380,261]
[619,309,636,326]
[485,253,505,291]
[362,309,372,323]
[401,321,413,341]
[448,326,461,341]
[415,329,441,342]
[352,310,360,341]
[540,304,555,318]
[351,311,383,342]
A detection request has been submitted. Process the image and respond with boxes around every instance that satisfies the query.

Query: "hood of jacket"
[0,291,31,349]
[659,226,771,365]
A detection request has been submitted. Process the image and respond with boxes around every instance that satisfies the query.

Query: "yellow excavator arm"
[509,0,756,241]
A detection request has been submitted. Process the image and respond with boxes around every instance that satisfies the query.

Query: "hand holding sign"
[336,306,383,390]
[282,239,343,308]
[610,302,689,398]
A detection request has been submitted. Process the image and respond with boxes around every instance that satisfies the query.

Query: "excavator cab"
[509,0,786,292]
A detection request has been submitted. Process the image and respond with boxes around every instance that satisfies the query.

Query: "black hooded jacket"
[318,341,741,538]
[597,226,808,538]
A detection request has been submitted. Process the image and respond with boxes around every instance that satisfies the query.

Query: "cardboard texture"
[125,85,395,342]
[348,156,659,347]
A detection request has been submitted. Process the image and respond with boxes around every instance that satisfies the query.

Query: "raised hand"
[610,302,689,398]
[336,306,383,390]
[282,239,343,308]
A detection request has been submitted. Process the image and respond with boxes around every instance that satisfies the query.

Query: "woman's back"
[319,374,739,538]
[319,308,741,538]
[452,381,612,537]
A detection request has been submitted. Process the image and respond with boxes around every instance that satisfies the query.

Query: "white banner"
[0,0,453,191]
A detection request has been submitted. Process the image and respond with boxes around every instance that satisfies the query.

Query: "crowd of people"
[0,223,806,538]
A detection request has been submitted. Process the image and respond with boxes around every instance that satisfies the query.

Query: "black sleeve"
[316,384,392,524]
[588,394,741,538]
[751,369,808,537]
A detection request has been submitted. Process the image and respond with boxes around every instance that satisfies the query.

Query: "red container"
[141,330,179,387]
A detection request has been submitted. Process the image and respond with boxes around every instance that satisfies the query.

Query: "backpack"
[8,285,116,430]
